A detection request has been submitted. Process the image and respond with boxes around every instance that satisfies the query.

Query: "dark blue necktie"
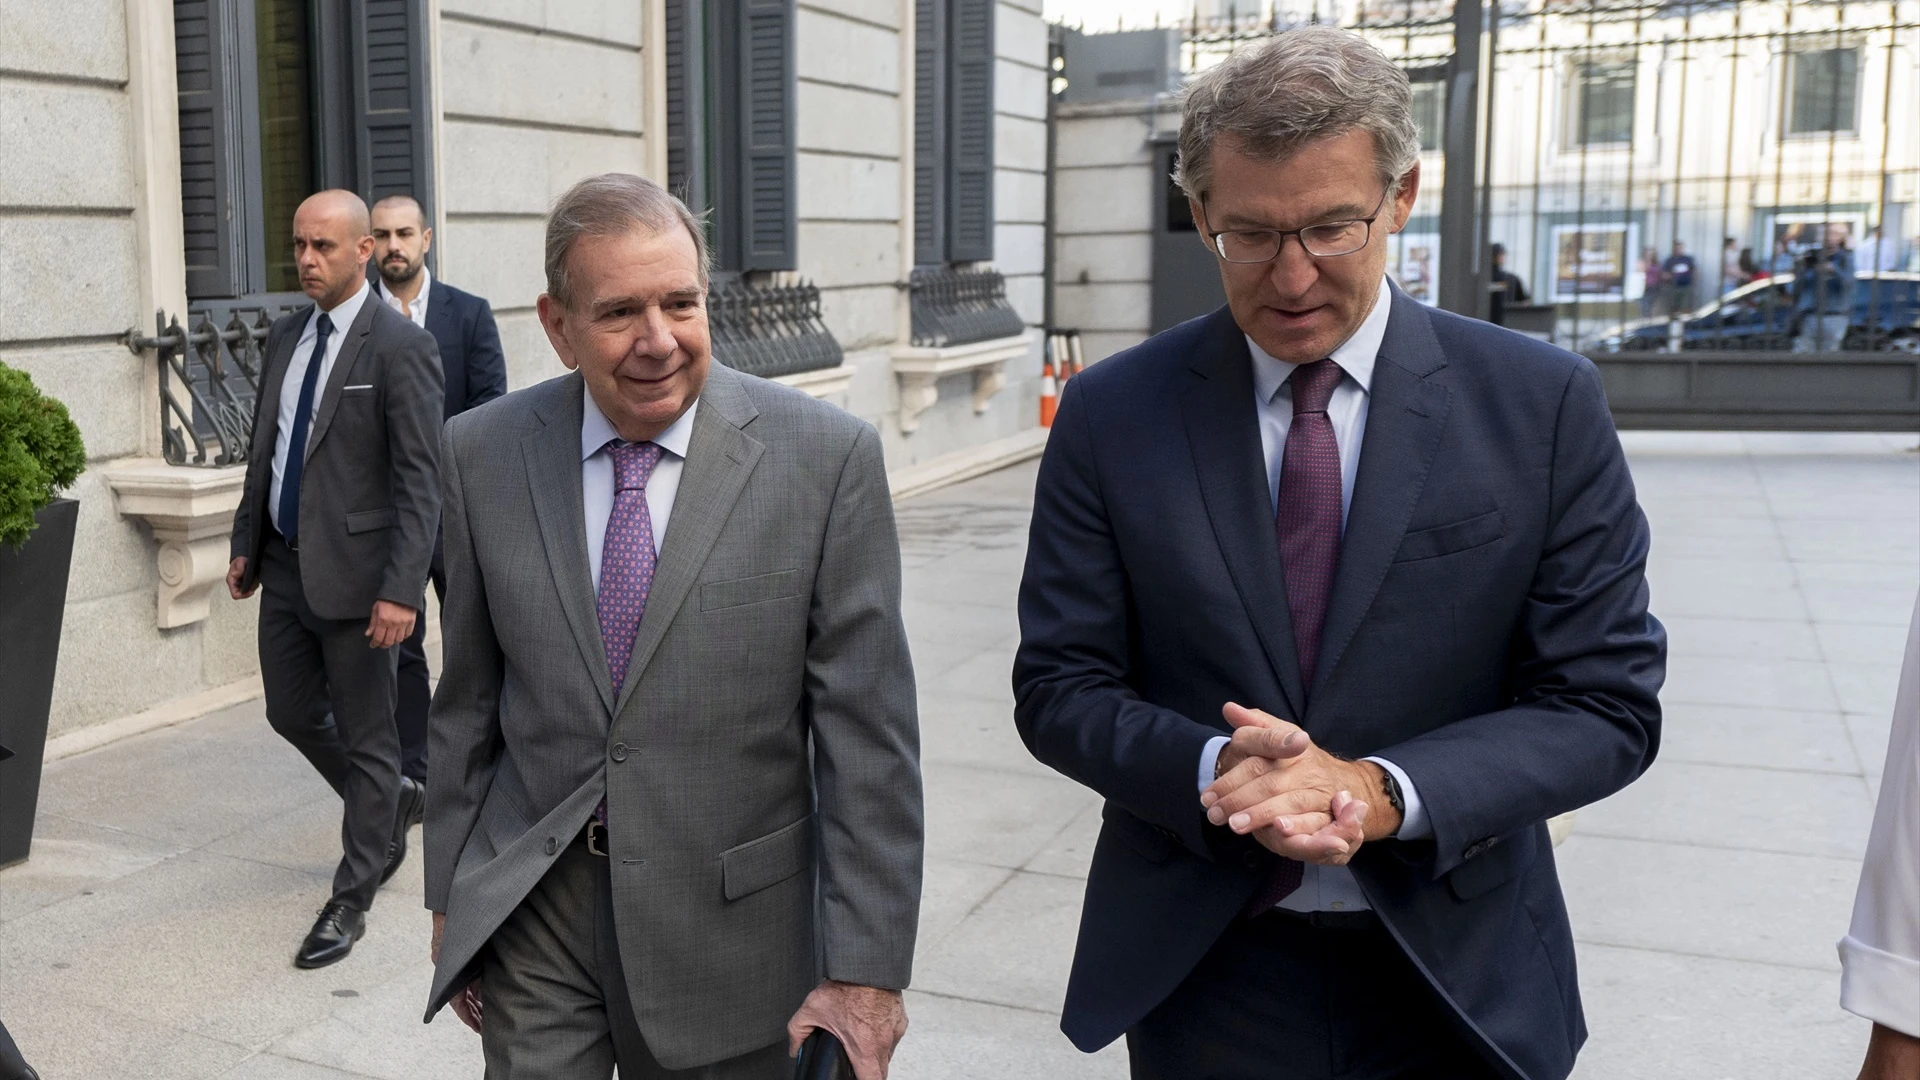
[277,313,333,544]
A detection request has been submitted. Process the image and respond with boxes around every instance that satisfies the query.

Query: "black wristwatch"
[1377,766,1406,837]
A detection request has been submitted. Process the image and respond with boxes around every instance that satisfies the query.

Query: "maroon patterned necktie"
[1243,358,1345,915]
[593,440,666,829]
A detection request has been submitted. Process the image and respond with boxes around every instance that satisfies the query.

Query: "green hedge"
[0,361,86,549]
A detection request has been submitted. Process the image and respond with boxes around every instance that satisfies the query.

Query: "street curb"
[890,426,1049,501]
[43,675,264,764]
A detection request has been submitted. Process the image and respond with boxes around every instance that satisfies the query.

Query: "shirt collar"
[317,279,371,334]
[378,265,430,309]
[581,382,698,462]
[1248,275,1392,406]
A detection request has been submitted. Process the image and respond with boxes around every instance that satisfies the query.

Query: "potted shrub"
[0,360,85,867]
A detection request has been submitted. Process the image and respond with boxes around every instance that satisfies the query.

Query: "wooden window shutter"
[945,0,995,262]
[913,0,947,265]
[665,0,694,202]
[349,0,434,216]
[735,0,797,271]
[175,0,250,298]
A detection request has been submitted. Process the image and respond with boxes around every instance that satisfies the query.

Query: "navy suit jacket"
[423,278,507,419]
[1013,289,1665,1080]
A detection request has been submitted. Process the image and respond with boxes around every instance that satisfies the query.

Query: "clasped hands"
[1200,702,1401,866]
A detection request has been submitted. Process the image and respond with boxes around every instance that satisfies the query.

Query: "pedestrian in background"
[1839,596,1920,1079]
[1014,27,1663,1080]
[1794,223,1855,353]
[225,190,443,969]
[1720,236,1741,295]
[1488,241,1528,327]
[1662,240,1697,314]
[423,173,922,1079]
[1863,225,1902,273]
[368,193,507,801]
[1639,246,1662,317]
[1737,245,1761,286]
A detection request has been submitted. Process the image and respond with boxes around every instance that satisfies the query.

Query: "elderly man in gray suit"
[423,172,923,1079]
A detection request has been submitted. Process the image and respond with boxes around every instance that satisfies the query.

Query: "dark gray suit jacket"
[231,294,444,619]
[423,365,923,1069]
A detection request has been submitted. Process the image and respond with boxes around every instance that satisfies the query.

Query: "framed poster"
[1389,231,1441,305]
[1551,222,1640,303]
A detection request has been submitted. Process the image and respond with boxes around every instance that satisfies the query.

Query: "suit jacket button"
[610,742,628,763]
[545,837,558,856]
[1242,853,1262,870]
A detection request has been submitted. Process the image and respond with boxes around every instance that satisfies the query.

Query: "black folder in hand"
[793,1029,853,1080]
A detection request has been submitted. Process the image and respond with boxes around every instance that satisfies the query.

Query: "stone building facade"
[1,0,1048,740]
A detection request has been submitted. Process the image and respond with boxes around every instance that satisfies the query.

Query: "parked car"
[1597,271,1920,352]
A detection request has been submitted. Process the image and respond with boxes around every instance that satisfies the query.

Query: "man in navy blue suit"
[370,194,507,820]
[1014,27,1664,1080]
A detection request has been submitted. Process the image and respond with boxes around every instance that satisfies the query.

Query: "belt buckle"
[586,819,609,857]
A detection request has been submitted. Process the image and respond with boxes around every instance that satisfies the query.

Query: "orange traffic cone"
[1039,356,1059,427]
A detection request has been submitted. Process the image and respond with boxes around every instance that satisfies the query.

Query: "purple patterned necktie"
[1244,358,1345,914]
[593,439,666,830]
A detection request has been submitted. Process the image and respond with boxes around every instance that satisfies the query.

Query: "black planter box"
[0,498,78,868]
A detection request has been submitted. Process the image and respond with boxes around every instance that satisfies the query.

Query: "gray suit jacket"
[231,296,443,618]
[423,365,923,1068]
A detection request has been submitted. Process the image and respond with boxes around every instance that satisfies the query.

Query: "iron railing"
[909,266,1028,348]
[126,300,300,467]
[707,279,845,378]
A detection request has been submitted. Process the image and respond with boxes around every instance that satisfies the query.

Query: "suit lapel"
[522,374,617,715]
[426,280,457,343]
[1312,289,1451,699]
[1180,311,1308,722]
[612,365,764,721]
[304,295,379,459]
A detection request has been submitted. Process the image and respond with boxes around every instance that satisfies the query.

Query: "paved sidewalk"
[1,432,1915,1078]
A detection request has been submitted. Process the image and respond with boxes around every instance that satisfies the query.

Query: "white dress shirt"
[269,280,371,535]
[1197,276,1430,913]
[581,384,696,589]
[378,265,431,329]
[1838,594,1920,1037]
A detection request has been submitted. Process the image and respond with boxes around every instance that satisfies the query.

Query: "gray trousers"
[257,534,402,912]
[481,833,789,1079]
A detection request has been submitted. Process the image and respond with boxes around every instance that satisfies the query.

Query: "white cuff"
[1199,736,1230,793]
[1839,934,1920,1038]
[1362,756,1429,839]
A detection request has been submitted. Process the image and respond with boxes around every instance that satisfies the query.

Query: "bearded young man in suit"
[422,173,922,1079]
[368,193,508,811]
[1013,28,1665,1080]
[226,189,444,969]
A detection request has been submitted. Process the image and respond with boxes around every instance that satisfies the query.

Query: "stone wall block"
[0,217,140,341]
[441,0,643,47]
[1055,114,1158,169]
[994,58,1047,121]
[796,221,898,289]
[1053,165,1153,234]
[798,154,902,221]
[995,2,1049,69]
[815,284,897,353]
[0,0,128,82]
[994,114,1047,173]
[48,590,203,737]
[441,20,644,133]
[1002,274,1044,326]
[798,82,902,159]
[493,310,565,394]
[797,9,899,94]
[199,586,261,688]
[1054,282,1152,333]
[0,81,134,209]
[801,0,900,30]
[993,223,1045,276]
[1056,233,1153,284]
[438,217,547,317]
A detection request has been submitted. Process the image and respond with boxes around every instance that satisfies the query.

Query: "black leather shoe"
[381,776,424,886]
[295,902,365,969]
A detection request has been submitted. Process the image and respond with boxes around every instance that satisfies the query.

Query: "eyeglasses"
[1202,188,1392,263]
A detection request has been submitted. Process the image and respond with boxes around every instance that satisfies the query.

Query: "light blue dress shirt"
[269,280,371,534]
[1197,276,1430,913]
[581,386,696,589]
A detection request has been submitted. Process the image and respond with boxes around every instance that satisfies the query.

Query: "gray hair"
[545,172,710,306]
[1175,27,1419,205]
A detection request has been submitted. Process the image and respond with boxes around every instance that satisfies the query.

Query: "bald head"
[292,189,375,308]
